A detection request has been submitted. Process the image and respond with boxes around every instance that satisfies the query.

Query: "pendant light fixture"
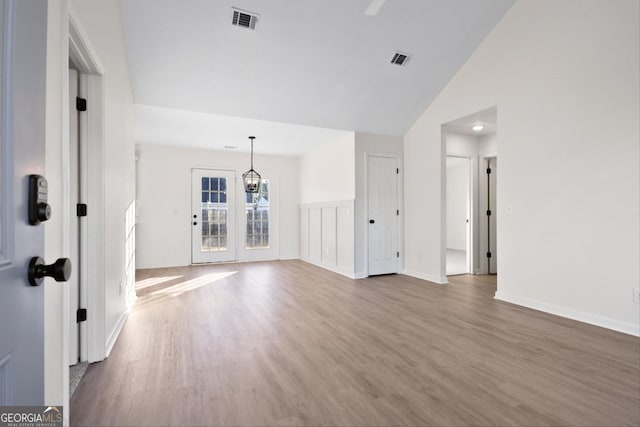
[242,136,261,193]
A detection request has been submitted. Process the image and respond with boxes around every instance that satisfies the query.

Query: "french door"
[191,169,237,263]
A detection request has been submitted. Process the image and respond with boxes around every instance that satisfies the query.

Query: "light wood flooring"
[70,260,640,426]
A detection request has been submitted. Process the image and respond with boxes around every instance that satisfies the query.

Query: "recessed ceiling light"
[472,124,484,132]
[224,145,238,149]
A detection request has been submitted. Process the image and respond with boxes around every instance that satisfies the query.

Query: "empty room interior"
[0,1,638,426]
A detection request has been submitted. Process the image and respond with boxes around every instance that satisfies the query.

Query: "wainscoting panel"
[321,208,337,265]
[299,200,354,277]
[299,207,309,260]
[308,208,322,263]
[336,206,354,272]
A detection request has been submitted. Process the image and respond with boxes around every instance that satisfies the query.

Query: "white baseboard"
[105,309,129,357]
[494,291,640,337]
[299,258,357,279]
[278,254,299,260]
[353,272,368,279]
[402,269,448,285]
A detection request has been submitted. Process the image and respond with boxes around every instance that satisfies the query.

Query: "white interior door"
[191,169,237,263]
[367,155,399,275]
[0,0,49,404]
[68,68,80,365]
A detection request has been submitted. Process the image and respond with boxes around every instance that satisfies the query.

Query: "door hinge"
[77,308,87,323]
[486,252,492,258]
[486,209,492,216]
[396,209,399,215]
[396,168,399,174]
[397,251,400,258]
[486,168,492,174]
[76,97,87,112]
[77,203,87,217]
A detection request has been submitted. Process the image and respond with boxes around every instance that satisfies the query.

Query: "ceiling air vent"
[390,52,411,66]
[232,8,259,30]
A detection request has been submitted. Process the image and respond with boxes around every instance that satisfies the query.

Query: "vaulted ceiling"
[121,0,513,153]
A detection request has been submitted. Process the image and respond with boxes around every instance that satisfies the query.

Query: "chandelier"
[242,136,261,193]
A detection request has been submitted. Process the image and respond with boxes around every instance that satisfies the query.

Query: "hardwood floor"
[70,261,640,426]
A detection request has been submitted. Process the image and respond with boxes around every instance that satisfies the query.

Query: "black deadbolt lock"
[28,257,72,286]
[28,175,51,225]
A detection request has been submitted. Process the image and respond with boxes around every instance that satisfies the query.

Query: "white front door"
[191,169,237,263]
[367,155,399,275]
[0,0,50,404]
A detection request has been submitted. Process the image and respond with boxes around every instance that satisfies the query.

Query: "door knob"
[28,257,72,286]
[369,219,375,224]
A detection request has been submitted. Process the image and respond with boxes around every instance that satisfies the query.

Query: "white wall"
[446,132,479,157]
[136,144,299,268]
[354,132,403,277]
[299,133,355,204]
[478,133,497,155]
[446,157,468,251]
[404,0,640,335]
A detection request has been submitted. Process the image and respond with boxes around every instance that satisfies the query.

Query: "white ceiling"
[121,0,513,153]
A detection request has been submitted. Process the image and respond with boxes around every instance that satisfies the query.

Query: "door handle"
[193,221,197,226]
[28,257,71,286]
[369,219,375,224]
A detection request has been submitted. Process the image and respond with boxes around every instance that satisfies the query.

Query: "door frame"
[68,11,107,363]
[364,152,403,276]
[480,154,497,275]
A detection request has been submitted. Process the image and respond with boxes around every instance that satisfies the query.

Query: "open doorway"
[443,107,497,278]
[445,156,471,275]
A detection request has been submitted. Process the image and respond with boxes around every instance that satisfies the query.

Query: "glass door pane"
[245,179,270,249]
[200,177,228,252]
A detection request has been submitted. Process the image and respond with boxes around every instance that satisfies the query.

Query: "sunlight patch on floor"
[148,271,238,298]
[135,275,183,291]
